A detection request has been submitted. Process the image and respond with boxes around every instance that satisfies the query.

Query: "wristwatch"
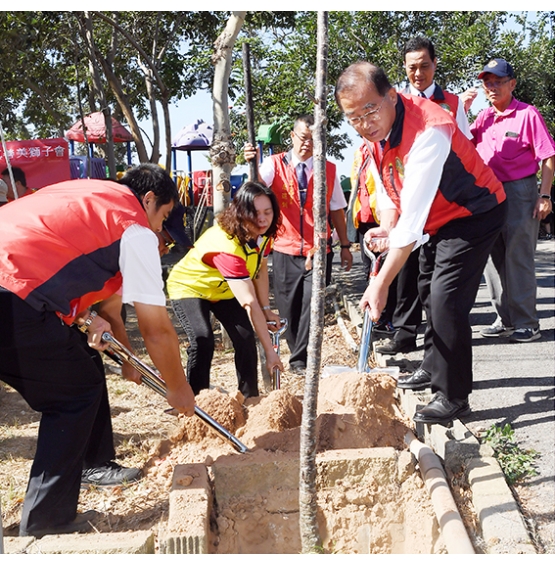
[539,194,552,200]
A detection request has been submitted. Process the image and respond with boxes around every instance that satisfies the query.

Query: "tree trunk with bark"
[79,11,117,179]
[210,11,246,215]
[299,11,328,554]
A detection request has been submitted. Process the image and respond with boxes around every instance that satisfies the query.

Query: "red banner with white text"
[0,138,71,189]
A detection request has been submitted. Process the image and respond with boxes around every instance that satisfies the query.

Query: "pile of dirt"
[1,302,441,553]
[136,371,440,554]
[147,370,411,464]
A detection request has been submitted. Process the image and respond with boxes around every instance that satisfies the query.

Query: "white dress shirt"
[259,153,347,211]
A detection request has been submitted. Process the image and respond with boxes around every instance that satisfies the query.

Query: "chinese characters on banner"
[0,138,71,190]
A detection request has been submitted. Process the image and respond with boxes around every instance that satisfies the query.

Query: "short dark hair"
[1,166,27,187]
[335,62,393,108]
[217,181,281,245]
[118,163,179,208]
[403,36,436,62]
[294,114,314,130]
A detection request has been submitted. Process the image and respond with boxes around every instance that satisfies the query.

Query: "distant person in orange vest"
[2,166,35,201]
[244,114,353,374]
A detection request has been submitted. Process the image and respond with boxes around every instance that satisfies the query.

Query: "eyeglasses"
[346,97,386,127]
[482,78,512,90]
[292,131,313,144]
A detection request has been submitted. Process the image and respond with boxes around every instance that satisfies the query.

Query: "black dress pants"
[0,289,115,535]
[417,201,508,400]
[391,248,423,345]
[171,296,259,397]
[271,250,334,367]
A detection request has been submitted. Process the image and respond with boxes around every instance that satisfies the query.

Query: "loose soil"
[1,294,463,553]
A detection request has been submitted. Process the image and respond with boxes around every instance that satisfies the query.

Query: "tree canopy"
[1,11,552,167]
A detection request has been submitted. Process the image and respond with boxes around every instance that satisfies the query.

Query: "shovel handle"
[101,332,248,454]
[267,319,288,389]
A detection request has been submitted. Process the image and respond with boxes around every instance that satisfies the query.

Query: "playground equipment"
[65,111,134,175]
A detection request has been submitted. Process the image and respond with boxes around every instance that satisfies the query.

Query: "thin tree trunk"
[81,12,117,178]
[162,96,173,172]
[299,11,328,554]
[211,11,246,215]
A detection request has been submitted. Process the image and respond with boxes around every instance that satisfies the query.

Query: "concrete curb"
[3,531,156,554]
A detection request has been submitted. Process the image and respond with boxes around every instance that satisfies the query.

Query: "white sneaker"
[510,328,540,342]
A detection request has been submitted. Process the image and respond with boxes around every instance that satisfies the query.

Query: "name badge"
[505,131,519,138]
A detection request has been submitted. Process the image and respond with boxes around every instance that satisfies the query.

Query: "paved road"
[466,239,554,553]
[331,238,555,553]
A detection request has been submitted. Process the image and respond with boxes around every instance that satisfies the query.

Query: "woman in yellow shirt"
[166,181,284,398]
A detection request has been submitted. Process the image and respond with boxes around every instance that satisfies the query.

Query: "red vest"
[381,95,505,235]
[428,85,461,119]
[270,152,336,256]
[0,179,150,322]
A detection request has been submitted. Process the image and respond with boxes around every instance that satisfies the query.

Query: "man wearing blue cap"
[471,58,555,342]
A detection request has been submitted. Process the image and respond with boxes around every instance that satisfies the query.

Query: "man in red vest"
[245,114,352,374]
[375,35,474,357]
[0,164,195,537]
[335,62,506,425]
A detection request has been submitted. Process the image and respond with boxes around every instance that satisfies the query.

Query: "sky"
[137,8,547,183]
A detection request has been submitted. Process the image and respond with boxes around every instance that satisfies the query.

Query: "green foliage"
[230,11,508,161]
[484,424,539,485]
[494,12,554,133]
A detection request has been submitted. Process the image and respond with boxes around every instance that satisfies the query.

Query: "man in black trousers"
[335,62,506,424]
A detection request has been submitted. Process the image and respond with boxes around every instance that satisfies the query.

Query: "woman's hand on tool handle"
[265,349,284,376]
[264,309,282,329]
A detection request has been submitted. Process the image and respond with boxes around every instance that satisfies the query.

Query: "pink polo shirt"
[470,97,555,183]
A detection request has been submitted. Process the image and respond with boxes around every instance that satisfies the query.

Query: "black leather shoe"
[20,510,99,538]
[375,338,417,354]
[81,461,141,487]
[413,393,471,425]
[396,367,431,390]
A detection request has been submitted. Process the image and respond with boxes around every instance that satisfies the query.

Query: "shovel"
[323,249,398,379]
[267,318,288,389]
[101,332,249,454]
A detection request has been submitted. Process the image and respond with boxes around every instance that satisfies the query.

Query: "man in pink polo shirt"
[471,58,555,342]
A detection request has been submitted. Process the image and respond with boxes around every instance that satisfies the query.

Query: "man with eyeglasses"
[244,114,352,374]
[470,58,555,343]
[373,36,475,358]
[335,62,506,424]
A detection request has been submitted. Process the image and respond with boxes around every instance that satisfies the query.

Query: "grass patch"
[484,424,539,485]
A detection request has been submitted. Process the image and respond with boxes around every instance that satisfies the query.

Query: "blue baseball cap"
[478,58,515,79]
